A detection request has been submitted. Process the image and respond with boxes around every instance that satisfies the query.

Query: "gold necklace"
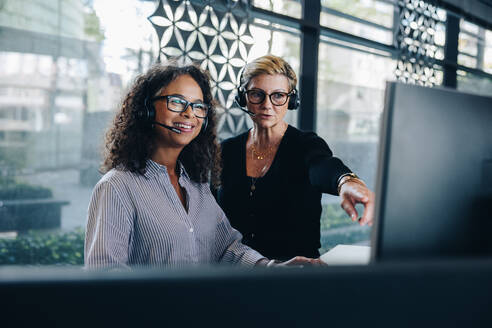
[249,144,274,196]
[251,144,274,160]
[250,163,269,197]
[248,130,285,196]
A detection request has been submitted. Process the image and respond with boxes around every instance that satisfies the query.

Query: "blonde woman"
[217,55,375,261]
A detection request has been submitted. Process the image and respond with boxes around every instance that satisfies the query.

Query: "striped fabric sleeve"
[84,180,134,270]
[214,208,266,266]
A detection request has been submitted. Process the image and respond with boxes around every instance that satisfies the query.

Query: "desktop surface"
[1,261,492,327]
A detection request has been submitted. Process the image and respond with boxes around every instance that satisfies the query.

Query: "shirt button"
[189,228,194,233]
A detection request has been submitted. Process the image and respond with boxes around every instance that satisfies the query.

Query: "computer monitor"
[371,82,492,262]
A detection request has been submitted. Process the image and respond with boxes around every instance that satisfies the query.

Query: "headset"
[138,95,208,134]
[234,68,300,111]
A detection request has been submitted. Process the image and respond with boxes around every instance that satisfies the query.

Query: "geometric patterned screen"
[395,0,445,86]
[148,0,254,139]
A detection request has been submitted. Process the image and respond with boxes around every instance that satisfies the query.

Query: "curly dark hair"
[101,62,222,187]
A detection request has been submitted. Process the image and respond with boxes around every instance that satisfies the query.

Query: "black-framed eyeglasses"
[244,89,294,106]
[152,95,209,118]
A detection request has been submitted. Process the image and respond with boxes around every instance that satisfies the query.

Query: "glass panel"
[459,31,479,57]
[0,1,85,39]
[458,20,480,70]
[458,54,477,69]
[458,19,491,71]
[321,0,395,28]
[316,40,396,252]
[320,0,395,45]
[0,0,156,266]
[457,70,492,97]
[461,20,480,34]
[486,30,492,74]
[252,0,302,19]
[248,21,301,128]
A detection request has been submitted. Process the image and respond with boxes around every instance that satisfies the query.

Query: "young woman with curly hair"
[84,62,319,269]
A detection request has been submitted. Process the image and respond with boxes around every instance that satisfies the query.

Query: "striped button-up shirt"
[85,160,265,269]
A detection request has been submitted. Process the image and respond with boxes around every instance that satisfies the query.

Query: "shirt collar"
[144,159,189,180]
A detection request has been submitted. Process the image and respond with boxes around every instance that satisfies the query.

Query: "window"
[0,0,300,267]
[458,20,492,74]
[458,20,483,69]
[1,0,490,268]
[252,0,302,18]
[317,39,396,252]
[321,0,396,45]
[456,19,492,96]
[485,29,492,74]
[0,0,156,266]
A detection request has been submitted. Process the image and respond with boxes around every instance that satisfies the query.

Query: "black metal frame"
[298,0,320,131]
[249,0,492,132]
[444,14,460,88]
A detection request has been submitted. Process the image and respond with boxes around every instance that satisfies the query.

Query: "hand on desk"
[276,256,325,268]
[257,256,325,268]
[339,180,375,226]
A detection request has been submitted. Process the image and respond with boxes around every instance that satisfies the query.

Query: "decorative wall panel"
[148,0,254,138]
[395,0,445,86]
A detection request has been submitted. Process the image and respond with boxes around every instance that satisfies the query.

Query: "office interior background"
[0,0,491,266]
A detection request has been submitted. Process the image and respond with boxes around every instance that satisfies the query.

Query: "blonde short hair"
[240,55,297,92]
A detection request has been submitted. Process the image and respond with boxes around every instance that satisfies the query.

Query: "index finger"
[359,193,375,226]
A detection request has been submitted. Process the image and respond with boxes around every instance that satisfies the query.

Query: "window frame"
[250,0,492,131]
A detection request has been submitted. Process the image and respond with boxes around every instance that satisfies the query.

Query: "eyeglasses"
[244,89,294,106]
[152,95,209,118]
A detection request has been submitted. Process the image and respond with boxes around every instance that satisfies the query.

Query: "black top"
[217,125,351,260]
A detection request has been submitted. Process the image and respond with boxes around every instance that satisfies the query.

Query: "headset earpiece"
[235,86,247,107]
[288,88,300,110]
[201,116,208,133]
[139,96,156,123]
[235,67,248,108]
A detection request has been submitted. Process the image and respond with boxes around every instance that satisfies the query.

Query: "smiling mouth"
[173,122,195,132]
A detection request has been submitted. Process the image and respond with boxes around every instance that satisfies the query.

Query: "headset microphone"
[153,122,182,134]
[234,90,256,116]
[234,100,256,117]
[239,107,256,117]
[141,96,182,133]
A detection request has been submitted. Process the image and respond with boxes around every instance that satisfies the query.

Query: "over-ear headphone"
[235,86,248,108]
[139,95,208,132]
[138,96,156,123]
[287,88,300,110]
[235,71,300,110]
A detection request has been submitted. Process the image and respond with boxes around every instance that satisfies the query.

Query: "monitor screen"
[371,82,492,262]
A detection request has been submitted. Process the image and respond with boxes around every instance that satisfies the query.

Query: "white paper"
[320,244,371,265]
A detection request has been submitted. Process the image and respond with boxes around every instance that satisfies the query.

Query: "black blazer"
[217,125,351,260]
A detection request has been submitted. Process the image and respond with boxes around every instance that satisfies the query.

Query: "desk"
[0,259,491,327]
